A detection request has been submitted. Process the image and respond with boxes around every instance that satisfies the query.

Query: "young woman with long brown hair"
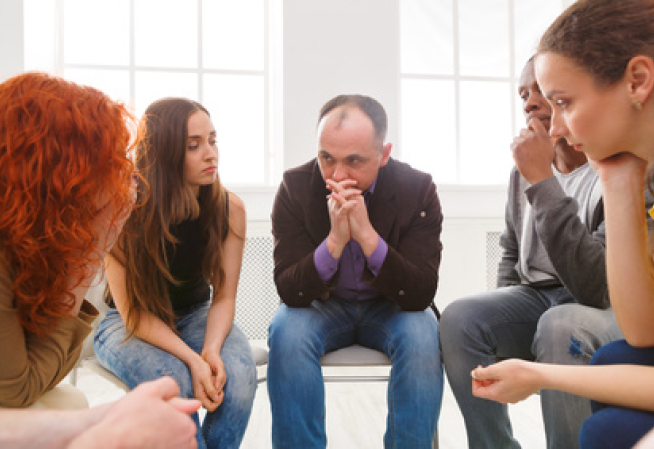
[94,97,256,449]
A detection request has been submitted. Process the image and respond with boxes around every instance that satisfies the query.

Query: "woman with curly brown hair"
[469,1,654,447]
[0,72,139,407]
[93,97,256,449]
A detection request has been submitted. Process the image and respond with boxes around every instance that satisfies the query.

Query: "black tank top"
[166,216,210,311]
[166,193,229,312]
[107,192,229,313]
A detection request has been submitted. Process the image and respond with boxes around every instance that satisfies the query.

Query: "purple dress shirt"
[313,179,389,300]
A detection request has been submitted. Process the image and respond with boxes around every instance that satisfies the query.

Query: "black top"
[166,191,230,312]
[107,190,229,314]
[166,215,211,312]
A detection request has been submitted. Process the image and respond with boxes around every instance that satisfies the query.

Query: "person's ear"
[626,55,654,108]
[380,143,392,167]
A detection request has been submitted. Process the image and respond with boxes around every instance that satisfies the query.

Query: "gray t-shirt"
[519,163,601,284]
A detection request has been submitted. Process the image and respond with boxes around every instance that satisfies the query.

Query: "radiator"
[486,231,502,291]
[235,230,505,340]
[234,235,280,340]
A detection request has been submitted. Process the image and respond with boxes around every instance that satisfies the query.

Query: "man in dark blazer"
[267,94,444,449]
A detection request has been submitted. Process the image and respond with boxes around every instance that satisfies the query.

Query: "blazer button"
[298,292,304,297]
[398,290,405,296]
[420,211,426,218]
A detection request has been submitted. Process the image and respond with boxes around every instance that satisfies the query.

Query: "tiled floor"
[74,361,546,448]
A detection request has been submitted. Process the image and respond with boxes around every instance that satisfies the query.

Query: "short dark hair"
[318,94,388,144]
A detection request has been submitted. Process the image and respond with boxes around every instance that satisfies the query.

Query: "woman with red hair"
[0,72,138,407]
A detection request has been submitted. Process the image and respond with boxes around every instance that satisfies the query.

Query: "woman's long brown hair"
[116,98,228,335]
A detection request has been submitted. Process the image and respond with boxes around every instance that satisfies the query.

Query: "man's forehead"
[320,109,375,140]
[318,147,366,158]
[519,63,537,89]
[322,105,371,126]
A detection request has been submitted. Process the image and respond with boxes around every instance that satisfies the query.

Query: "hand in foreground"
[471,359,542,405]
[69,377,199,449]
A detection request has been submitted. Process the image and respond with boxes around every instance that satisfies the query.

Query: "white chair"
[0,383,90,411]
[32,384,90,409]
[75,341,268,390]
[321,344,439,449]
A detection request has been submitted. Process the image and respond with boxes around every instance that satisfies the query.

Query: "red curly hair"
[0,72,139,336]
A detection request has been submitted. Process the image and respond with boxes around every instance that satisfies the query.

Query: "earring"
[634,101,643,111]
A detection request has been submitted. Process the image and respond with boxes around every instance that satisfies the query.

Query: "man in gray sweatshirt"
[440,57,626,449]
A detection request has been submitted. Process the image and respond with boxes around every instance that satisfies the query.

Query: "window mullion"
[56,0,64,75]
[129,0,135,111]
[198,0,203,103]
[453,0,461,184]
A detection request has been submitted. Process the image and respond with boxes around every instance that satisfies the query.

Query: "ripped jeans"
[440,286,622,449]
[94,303,257,449]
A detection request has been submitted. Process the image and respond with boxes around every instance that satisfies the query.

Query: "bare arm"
[201,193,246,405]
[595,154,654,346]
[0,377,199,449]
[68,377,199,449]
[0,407,99,449]
[471,359,654,412]
[104,255,221,411]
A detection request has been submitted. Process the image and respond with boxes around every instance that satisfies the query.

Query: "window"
[23,0,274,187]
[400,0,566,185]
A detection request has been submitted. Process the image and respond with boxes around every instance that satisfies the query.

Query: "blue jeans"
[267,297,442,449]
[440,286,622,449]
[579,340,654,449]
[94,302,256,449]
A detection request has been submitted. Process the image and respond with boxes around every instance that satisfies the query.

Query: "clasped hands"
[189,350,227,412]
[325,178,379,259]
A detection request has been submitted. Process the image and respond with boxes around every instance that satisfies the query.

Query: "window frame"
[27,0,276,188]
[399,0,568,186]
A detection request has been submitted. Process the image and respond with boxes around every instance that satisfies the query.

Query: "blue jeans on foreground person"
[579,340,654,449]
[94,302,256,449]
[267,297,442,449]
[440,286,622,449]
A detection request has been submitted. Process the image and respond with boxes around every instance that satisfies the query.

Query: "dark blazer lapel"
[308,160,331,241]
[368,160,398,242]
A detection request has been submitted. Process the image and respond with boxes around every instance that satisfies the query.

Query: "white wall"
[1,0,508,306]
[0,0,507,220]
[0,0,23,82]
[279,0,508,306]
[282,0,399,168]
